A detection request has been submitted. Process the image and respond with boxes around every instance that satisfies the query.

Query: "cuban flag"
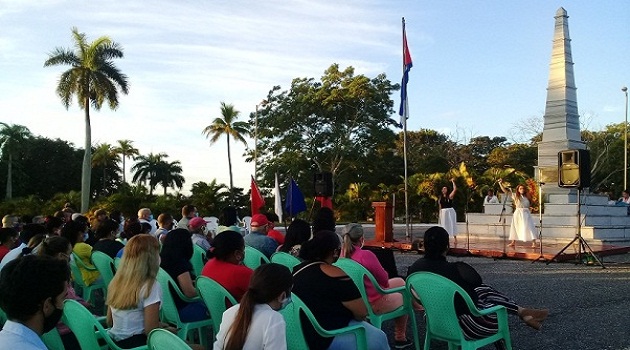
[398,18,413,128]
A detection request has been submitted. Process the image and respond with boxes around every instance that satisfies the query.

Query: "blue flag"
[285,178,307,216]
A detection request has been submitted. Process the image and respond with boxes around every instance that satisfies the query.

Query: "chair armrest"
[474,305,505,317]
[374,285,406,295]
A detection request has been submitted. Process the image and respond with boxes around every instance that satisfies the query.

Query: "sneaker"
[394,339,413,349]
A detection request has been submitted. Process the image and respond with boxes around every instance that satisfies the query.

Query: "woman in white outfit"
[438,178,458,244]
[498,179,537,248]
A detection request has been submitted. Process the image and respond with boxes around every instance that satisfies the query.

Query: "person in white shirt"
[214,263,292,350]
[484,189,500,205]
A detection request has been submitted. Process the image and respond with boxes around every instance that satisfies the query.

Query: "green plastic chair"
[279,293,368,350]
[91,251,116,289]
[270,252,301,270]
[243,246,270,269]
[406,272,513,350]
[0,306,6,326]
[190,245,207,277]
[334,258,419,343]
[113,257,122,270]
[156,268,212,347]
[195,276,238,341]
[42,328,66,350]
[63,299,147,350]
[147,328,193,350]
[70,252,105,304]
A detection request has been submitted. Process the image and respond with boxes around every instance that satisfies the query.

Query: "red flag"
[251,176,265,215]
[315,196,333,210]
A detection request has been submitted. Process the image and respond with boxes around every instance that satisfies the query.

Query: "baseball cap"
[188,217,209,230]
[250,214,269,227]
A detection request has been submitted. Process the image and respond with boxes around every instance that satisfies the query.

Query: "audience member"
[0,255,70,348]
[45,216,64,236]
[160,228,209,322]
[0,228,19,261]
[407,226,549,349]
[264,212,285,245]
[137,208,157,235]
[106,235,175,347]
[244,214,278,258]
[293,230,388,350]
[179,205,197,230]
[277,219,311,257]
[61,220,100,286]
[188,217,212,251]
[202,229,253,301]
[312,207,336,233]
[340,223,410,348]
[93,219,125,259]
[155,213,174,243]
[1,215,18,229]
[0,223,46,269]
[214,263,292,350]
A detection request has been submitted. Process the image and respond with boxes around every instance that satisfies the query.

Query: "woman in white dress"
[498,179,537,248]
[438,178,458,244]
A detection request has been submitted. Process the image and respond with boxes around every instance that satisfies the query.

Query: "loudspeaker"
[313,172,333,197]
[558,149,590,189]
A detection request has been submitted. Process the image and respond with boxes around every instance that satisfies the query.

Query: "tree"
[190,180,230,216]
[91,143,121,197]
[131,153,165,195]
[114,139,139,183]
[44,27,129,213]
[396,129,453,175]
[155,159,185,195]
[202,102,249,204]
[255,64,399,194]
[0,123,32,199]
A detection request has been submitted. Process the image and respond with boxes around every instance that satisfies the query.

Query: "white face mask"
[279,296,292,311]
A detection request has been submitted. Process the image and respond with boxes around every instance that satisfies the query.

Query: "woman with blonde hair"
[340,223,411,349]
[214,263,292,350]
[106,234,174,347]
[498,179,537,248]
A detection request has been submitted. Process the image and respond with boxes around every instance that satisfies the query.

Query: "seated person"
[293,230,389,350]
[340,223,410,348]
[277,219,311,257]
[407,226,549,350]
[202,229,254,301]
[61,221,100,286]
[188,217,212,251]
[0,255,70,349]
[243,214,278,258]
[160,229,209,322]
[618,190,630,215]
[214,263,292,349]
[93,219,125,259]
[264,212,285,245]
[0,228,19,261]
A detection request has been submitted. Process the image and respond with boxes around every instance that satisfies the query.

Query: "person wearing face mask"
[188,217,212,251]
[293,230,389,350]
[178,205,198,231]
[201,229,254,301]
[155,213,175,243]
[0,254,70,349]
[213,263,292,350]
[340,223,411,349]
[137,208,157,235]
[93,219,125,259]
[61,220,101,286]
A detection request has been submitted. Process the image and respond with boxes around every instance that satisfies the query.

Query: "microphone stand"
[497,188,509,258]
[532,182,548,263]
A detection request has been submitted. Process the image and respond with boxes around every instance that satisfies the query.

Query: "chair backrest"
[147,328,192,350]
[190,245,207,277]
[271,252,301,270]
[241,216,252,234]
[69,255,89,288]
[279,293,367,350]
[406,272,472,342]
[113,257,121,270]
[42,328,65,350]
[156,268,185,325]
[195,276,238,340]
[0,306,7,327]
[334,258,382,316]
[62,299,121,350]
[91,251,116,287]
[243,246,270,269]
[204,216,219,235]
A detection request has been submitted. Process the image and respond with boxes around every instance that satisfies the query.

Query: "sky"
[1,0,629,194]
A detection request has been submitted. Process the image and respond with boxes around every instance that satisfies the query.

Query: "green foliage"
[190,180,230,217]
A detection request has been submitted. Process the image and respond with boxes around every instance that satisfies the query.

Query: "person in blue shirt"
[0,255,70,349]
[244,214,278,258]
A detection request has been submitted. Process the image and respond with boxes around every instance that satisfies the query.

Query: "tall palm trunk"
[5,153,12,200]
[227,135,234,205]
[122,156,126,183]
[81,96,92,213]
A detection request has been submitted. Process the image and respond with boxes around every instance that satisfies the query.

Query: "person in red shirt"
[0,228,19,261]
[264,212,285,245]
[201,229,253,301]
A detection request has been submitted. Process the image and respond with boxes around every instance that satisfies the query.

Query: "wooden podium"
[372,202,393,242]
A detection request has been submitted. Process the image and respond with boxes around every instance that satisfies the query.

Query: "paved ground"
[383,250,630,349]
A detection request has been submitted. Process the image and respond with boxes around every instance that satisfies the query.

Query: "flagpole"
[402,17,411,240]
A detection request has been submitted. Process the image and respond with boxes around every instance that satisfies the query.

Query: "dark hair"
[0,228,18,245]
[0,255,70,322]
[312,207,335,233]
[110,210,123,223]
[181,205,196,217]
[140,222,152,234]
[158,213,173,227]
[225,263,292,350]
[299,230,340,261]
[61,220,87,247]
[423,226,449,258]
[95,219,120,240]
[221,206,238,226]
[264,212,279,223]
[45,216,64,235]
[280,219,311,253]
[123,218,143,240]
[19,224,46,245]
[160,228,194,271]
[39,236,71,257]
[209,230,244,261]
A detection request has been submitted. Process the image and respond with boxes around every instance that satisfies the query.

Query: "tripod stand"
[532,182,548,263]
[497,190,510,258]
[547,188,605,268]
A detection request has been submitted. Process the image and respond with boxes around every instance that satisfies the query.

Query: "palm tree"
[202,102,249,204]
[91,143,120,195]
[131,153,165,196]
[0,123,32,199]
[44,27,129,213]
[155,159,185,195]
[114,139,139,183]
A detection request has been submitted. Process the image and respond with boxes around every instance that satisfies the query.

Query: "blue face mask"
[279,296,292,311]
[83,232,89,241]
[149,214,154,221]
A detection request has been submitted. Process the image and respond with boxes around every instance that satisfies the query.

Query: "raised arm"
[449,178,457,199]
[497,179,511,194]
